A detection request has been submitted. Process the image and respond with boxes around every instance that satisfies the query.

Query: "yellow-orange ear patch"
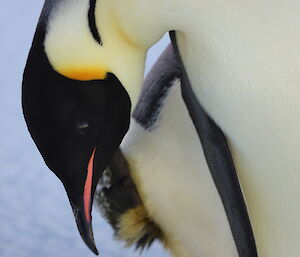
[60,67,108,81]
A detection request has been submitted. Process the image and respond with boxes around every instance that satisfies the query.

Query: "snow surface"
[0,1,170,257]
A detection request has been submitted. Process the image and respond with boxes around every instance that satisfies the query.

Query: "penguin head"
[23,0,165,253]
[23,55,131,255]
[22,12,131,254]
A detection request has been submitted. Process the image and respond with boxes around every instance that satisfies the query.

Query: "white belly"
[121,81,239,257]
[176,2,300,256]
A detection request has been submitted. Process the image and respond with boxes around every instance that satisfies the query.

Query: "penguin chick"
[96,149,164,251]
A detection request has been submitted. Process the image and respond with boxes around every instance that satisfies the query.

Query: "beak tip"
[78,221,99,255]
[93,248,99,256]
[72,204,99,255]
[84,232,99,255]
[85,239,99,255]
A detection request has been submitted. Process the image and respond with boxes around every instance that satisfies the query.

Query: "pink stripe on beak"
[83,148,96,223]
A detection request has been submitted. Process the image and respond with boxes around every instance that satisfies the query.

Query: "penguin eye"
[75,115,90,135]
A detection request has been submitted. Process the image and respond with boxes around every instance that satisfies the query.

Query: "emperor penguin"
[22,1,255,254]
[23,0,300,257]
[95,44,245,257]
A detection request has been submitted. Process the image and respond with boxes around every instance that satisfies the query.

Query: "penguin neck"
[98,0,224,47]
[93,0,180,107]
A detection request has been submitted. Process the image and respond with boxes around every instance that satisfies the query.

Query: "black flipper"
[170,31,258,257]
[133,44,181,130]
